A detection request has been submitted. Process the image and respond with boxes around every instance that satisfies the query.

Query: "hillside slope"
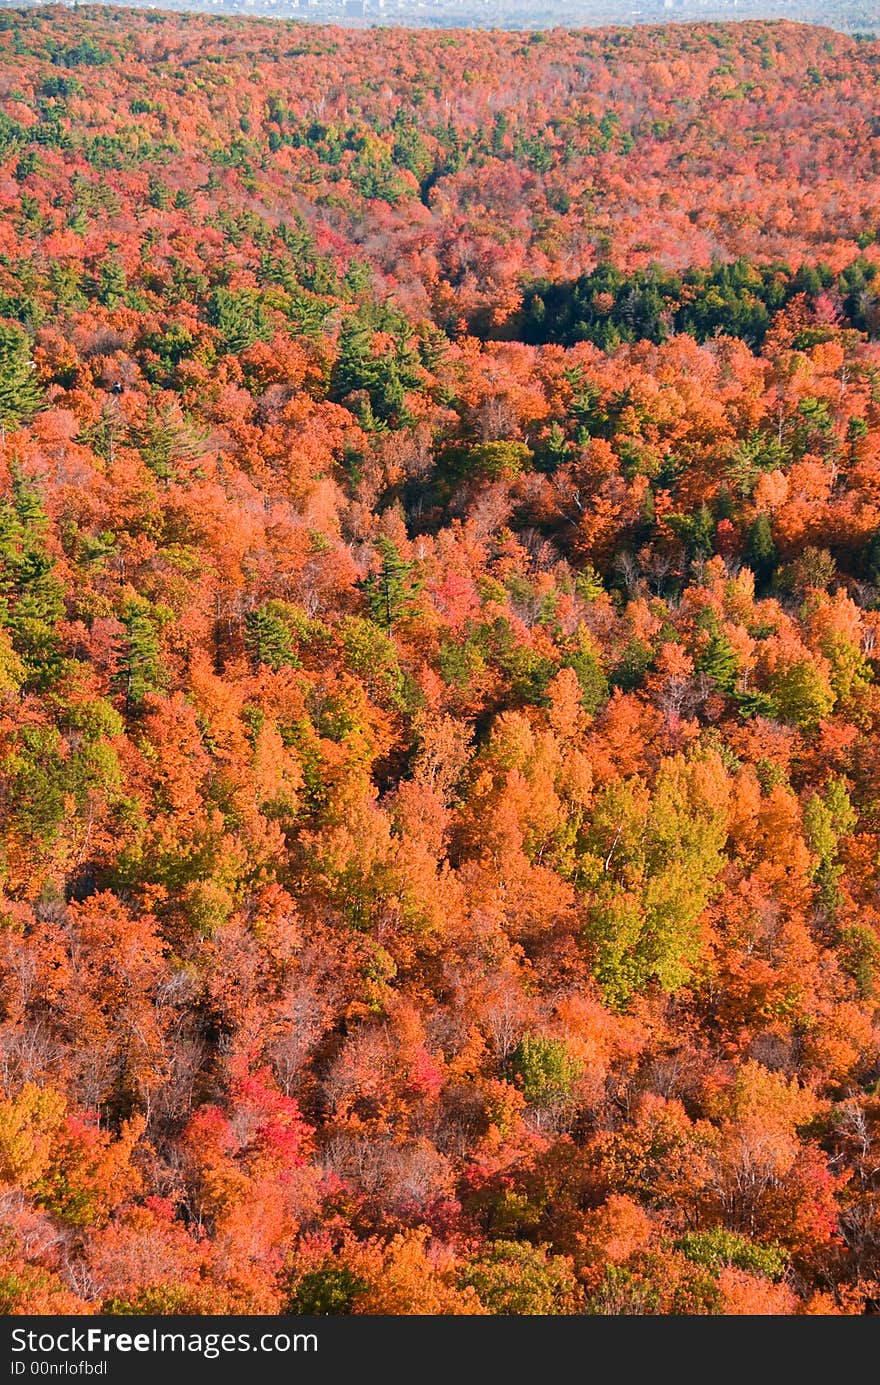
[0,7,880,1314]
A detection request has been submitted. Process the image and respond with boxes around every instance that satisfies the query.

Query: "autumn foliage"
[1,5,880,1315]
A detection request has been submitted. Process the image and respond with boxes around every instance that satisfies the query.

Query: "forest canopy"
[0,5,879,1315]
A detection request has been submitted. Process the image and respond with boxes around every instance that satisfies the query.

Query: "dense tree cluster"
[2,6,880,1315]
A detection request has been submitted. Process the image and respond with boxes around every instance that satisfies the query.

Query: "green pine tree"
[97,255,127,308]
[330,310,418,426]
[0,473,63,686]
[114,601,163,712]
[131,403,209,482]
[696,617,739,694]
[208,287,272,354]
[542,421,572,470]
[244,603,297,671]
[363,538,421,630]
[745,512,777,589]
[0,325,43,434]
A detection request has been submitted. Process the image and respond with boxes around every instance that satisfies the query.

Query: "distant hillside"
[0,0,878,37]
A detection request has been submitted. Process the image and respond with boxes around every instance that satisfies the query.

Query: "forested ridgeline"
[2,7,880,1315]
